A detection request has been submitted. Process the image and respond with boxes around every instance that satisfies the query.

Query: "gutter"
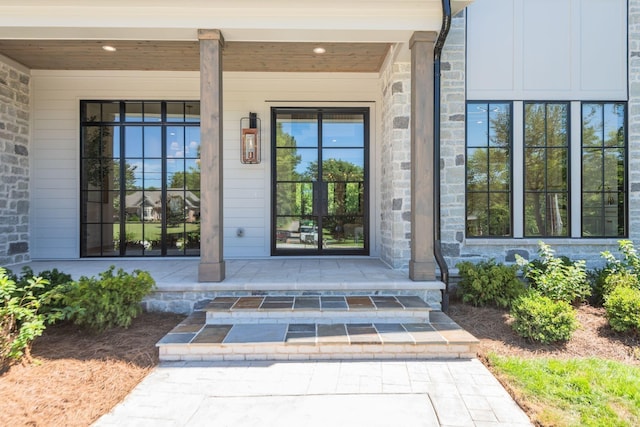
[433,0,452,312]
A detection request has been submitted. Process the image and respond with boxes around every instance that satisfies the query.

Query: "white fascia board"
[0,5,444,39]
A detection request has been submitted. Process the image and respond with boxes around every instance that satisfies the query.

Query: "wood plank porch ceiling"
[0,40,391,72]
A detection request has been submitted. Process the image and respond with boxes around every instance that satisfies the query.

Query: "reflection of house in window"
[125,190,200,223]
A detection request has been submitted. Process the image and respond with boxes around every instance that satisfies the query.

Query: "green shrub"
[0,268,48,370]
[456,259,526,308]
[510,292,578,344]
[604,286,640,333]
[62,266,156,332]
[601,240,640,276]
[517,242,590,304]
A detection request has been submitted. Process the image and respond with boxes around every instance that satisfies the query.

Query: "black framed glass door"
[272,107,369,255]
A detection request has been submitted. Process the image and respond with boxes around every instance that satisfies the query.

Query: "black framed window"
[581,102,627,237]
[524,102,569,237]
[80,101,201,257]
[465,102,512,237]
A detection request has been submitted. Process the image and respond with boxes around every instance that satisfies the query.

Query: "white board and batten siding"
[466,0,627,101]
[30,70,380,259]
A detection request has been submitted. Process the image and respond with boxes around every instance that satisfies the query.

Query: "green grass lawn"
[117,222,200,242]
[487,354,640,426]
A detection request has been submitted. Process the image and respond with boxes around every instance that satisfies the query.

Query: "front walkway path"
[94,359,532,427]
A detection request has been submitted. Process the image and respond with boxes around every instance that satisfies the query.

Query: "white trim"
[512,101,524,238]
[570,101,582,238]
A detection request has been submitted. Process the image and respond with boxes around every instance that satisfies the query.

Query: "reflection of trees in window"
[303,158,364,216]
[80,101,200,257]
[466,102,512,237]
[524,103,569,237]
[275,122,303,226]
[581,103,626,237]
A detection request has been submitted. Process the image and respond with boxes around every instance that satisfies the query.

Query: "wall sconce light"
[240,112,260,164]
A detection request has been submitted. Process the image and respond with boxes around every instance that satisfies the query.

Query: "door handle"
[312,181,319,216]
[320,181,329,216]
[312,181,328,216]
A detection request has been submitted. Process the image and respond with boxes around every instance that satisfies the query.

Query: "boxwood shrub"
[510,292,578,344]
[456,259,526,308]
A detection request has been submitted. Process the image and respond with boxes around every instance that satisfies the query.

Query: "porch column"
[409,31,437,281]
[198,29,225,282]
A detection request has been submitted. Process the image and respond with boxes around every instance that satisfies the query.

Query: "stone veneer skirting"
[0,56,30,266]
[143,289,444,315]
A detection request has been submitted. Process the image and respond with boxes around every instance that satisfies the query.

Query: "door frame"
[270,106,370,256]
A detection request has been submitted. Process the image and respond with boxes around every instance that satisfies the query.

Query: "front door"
[272,107,369,255]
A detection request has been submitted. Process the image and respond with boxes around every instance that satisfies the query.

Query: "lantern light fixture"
[240,112,260,164]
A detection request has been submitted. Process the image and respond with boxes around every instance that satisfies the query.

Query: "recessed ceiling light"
[313,47,326,54]
[102,45,117,52]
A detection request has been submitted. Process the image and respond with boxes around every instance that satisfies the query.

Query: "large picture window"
[465,102,512,237]
[80,101,201,257]
[581,102,627,237]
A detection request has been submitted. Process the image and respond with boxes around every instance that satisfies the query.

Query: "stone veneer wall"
[438,8,637,269]
[380,56,412,268]
[438,13,467,264]
[0,56,30,266]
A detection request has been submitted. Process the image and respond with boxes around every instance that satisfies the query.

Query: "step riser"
[159,343,478,362]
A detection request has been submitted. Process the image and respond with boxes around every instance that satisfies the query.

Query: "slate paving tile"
[317,324,349,343]
[285,324,317,344]
[170,323,205,334]
[346,296,374,310]
[232,297,264,309]
[403,323,448,344]
[192,325,233,344]
[434,327,480,344]
[294,297,320,309]
[223,324,288,343]
[180,310,206,325]
[396,296,430,309]
[375,323,415,343]
[321,296,347,310]
[371,296,403,309]
[288,324,316,333]
[205,297,238,311]
[346,324,380,344]
[157,333,196,344]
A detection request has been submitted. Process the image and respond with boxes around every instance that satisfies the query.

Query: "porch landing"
[19,258,444,294]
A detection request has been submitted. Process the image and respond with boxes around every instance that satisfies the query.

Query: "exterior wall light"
[240,112,260,164]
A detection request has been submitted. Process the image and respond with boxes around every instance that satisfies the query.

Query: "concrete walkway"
[94,359,532,427]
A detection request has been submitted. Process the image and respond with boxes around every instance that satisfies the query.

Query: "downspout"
[434,0,452,312]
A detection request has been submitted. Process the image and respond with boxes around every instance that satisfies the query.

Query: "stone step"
[156,311,479,362]
[203,295,432,324]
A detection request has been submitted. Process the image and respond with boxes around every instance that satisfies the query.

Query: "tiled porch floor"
[18,258,444,293]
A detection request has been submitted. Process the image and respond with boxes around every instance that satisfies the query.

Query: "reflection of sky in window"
[467,103,510,147]
[323,122,364,148]
[122,125,199,188]
[282,120,363,148]
[280,120,318,147]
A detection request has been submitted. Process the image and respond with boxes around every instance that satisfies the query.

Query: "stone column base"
[198,261,226,282]
[409,260,436,281]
